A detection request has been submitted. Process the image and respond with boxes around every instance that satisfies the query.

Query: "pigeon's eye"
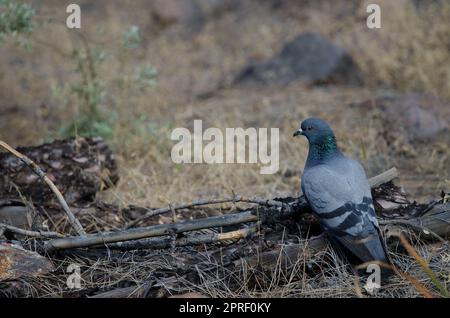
[307,126,313,131]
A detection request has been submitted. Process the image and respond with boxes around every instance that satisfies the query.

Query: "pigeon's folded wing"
[302,165,388,263]
[301,165,378,237]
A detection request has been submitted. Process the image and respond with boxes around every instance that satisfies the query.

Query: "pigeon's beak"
[293,128,303,137]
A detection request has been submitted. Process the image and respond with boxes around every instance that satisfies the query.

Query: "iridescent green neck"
[306,135,339,167]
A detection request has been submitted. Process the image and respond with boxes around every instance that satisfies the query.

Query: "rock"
[235,32,363,86]
[0,205,32,230]
[151,0,205,33]
[0,243,54,281]
[355,93,450,143]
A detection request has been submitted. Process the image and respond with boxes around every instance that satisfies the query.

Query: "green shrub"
[0,0,35,48]
[55,25,158,140]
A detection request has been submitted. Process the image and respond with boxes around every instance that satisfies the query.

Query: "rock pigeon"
[293,118,391,277]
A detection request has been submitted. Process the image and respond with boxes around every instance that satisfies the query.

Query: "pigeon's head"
[293,118,335,145]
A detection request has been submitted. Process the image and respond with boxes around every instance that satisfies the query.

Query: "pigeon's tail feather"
[328,232,393,281]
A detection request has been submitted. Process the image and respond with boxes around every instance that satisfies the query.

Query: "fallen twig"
[368,167,398,188]
[43,167,401,251]
[125,196,288,229]
[44,210,258,251]
[380,202,450,241]
[0,140,86,236]
[126,167,399,228]
[100,224,258,250]
[380,219,447,243]
[0,222,64,239]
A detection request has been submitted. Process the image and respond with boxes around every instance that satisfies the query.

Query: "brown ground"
[1,0,450,298]
[1,0,449,206]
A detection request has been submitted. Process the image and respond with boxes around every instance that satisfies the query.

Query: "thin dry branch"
[380,219,446,242]
[126,167,399,228]
[43,167,400,252]
[380,202,450,241]
[44,210,258,251]
[0,140,86,236]
[368,167,398,188]
[100,225,258,250]
[0,222,64,239]
[125,196,288,229]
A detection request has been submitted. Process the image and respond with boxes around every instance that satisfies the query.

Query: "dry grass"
[4,226,449,298]
[0,0,449,297]
[1,1,449,203]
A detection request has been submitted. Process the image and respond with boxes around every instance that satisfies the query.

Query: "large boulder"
[235,32,363,86]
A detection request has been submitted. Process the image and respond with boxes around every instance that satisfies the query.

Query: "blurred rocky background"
[0,0,449,208]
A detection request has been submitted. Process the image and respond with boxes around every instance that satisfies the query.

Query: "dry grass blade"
[396,232,449,298]
[352,260,427,298]
[395,270,434,298]
[354,258,434,298]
